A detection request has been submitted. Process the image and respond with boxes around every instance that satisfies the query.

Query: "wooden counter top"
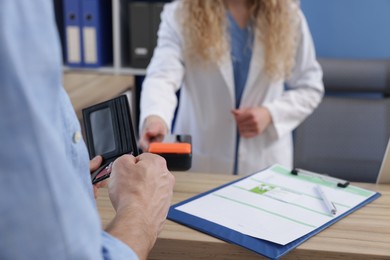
[96,172,390,259]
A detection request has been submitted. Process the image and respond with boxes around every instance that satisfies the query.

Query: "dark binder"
[150,2,164,55]
[129,2,151,68]
[128,2,164,69]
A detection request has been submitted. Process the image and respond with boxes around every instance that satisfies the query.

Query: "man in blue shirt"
[0,1,174,259]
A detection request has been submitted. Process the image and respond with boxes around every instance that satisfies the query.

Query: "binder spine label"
[66,26,81,63]
[83,27,98,63]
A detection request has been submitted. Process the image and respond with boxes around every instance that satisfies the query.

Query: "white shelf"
[117,67,147,75]
[63,65,146,75]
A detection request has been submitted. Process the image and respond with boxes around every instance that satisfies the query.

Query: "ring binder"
[63,0,83,67]
[80,0,112,67]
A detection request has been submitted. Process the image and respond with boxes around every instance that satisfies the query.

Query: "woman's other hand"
[232,107,272,138]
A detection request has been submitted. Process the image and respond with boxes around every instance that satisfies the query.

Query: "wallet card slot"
[114,97,126,154]
[114,99,123,154]
[123,96,139,156]
[120,96,133,154]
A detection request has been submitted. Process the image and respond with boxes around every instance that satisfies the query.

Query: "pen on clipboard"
[291,168,350,188]
[315,185,337,215]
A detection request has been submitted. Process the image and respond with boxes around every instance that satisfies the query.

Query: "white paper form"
[176,165,376,245]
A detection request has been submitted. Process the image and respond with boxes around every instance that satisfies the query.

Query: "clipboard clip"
[291,168,350,188]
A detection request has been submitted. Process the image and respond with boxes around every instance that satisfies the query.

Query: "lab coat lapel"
[218,52,235,106]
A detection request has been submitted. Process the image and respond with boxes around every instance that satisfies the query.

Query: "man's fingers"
[90,155,103,171]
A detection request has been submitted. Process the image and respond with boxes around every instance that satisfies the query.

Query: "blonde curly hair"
[178,0,300,81]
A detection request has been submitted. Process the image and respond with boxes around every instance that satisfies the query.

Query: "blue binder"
[168,170,381,259]
[63,0,83,67]
[80,0,112,67]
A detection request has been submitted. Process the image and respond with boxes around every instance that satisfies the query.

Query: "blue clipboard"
[167,168,381,259]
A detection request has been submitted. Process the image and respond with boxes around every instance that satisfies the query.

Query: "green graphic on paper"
[250,183,275,195]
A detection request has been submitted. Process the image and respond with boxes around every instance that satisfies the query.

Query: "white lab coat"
[140,1,324,175]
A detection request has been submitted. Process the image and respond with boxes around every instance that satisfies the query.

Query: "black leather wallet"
[82,95,138,184]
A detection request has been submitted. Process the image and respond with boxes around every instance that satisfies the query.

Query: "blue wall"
[301,0,390,59]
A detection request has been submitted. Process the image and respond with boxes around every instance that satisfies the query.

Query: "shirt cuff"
[101,231,139,260]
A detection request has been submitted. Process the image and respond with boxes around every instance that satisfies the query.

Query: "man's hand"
[89,155,107,199]
[232,107,272,138]
[106,153,175,259]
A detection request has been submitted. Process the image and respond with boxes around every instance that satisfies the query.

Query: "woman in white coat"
[139,0,324,175]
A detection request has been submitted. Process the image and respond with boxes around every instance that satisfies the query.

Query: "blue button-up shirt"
[0,1,137,259]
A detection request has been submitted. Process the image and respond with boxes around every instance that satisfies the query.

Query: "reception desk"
[96,172,390,259]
